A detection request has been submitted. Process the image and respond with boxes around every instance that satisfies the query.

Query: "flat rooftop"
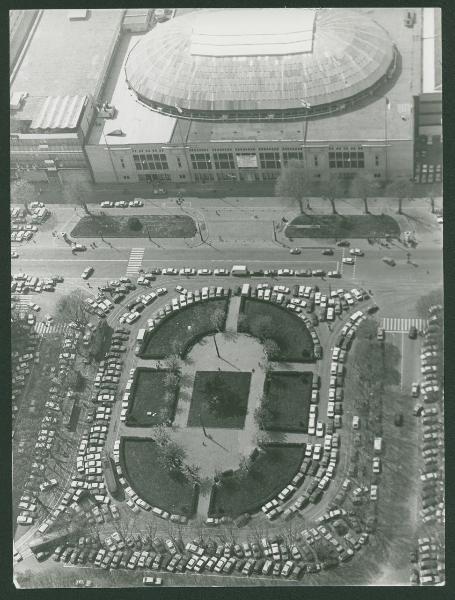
[87,33,176,146]
[10,9,123,98]
[182,8,416,145]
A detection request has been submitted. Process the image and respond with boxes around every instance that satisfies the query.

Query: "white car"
[81,266,94,280]
[179,267,196,276]
[100,201,114,208]
[372,458,381,473]
[316,422,325,437]
[273,285,290,293]
[197,268,213,275]
[11,251,19,258]
[342,257,355,265]
[349,248,364,256]
[175,285,188,294]
[277,268,294,276]
[370,485,378,501]
[162,268,178,275]
[214,268,229,276]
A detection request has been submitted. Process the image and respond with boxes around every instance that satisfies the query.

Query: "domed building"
[84,7,417,185]
[125,8,397,121]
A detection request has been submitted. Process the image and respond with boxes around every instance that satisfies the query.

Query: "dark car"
[367,305,379,314]
[408,325,418,339]
[322,248,334,255]
[336,240,350,247]
[394,413,404,426]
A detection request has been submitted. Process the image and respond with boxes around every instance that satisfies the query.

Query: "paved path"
[225,295,241,332]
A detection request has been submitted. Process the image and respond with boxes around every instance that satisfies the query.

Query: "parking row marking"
[126,248,145,275]
[381,317,428,332]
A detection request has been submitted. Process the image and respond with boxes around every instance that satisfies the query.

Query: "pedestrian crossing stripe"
[35,322,69,335]
[12,294,33,307]
[381,317,428,332]
[126,248,144,275]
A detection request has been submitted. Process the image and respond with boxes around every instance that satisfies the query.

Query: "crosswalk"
[381,317,428,332]
[35,322,69,336]
[126,248,144,275]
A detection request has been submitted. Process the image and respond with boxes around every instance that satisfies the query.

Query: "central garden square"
[125,368,178,427]
[261,371,313,432]
[187,371,252,429]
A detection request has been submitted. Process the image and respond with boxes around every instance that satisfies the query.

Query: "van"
[241,283,250,297]
[352,416,360,430]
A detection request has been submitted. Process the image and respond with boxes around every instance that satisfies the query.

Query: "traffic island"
[70,213,197,238]
[285,214,400,239]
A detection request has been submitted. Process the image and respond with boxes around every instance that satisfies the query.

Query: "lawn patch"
[121,438,197,515]
[187,371,251,429]
[261,371,312,432]
[141,299,228,359]
[239,299,314,362]
[285,214,400,239]
[126,368,178,427]
[71,213,197,238]
[209,444,305,517]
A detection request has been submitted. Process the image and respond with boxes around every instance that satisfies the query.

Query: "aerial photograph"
[10,7,443,588]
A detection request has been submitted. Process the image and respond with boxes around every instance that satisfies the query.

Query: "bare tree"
[386,178,415,214]
[164,371,180,393]
[55,289,90,329]
[164,353,181,373]
[210,307,226,332]
[63,180,93,215]
[263,337,280,360]
[275,160,310,213]
[350,174,375,214]
[322,173,340,214]
[11,179,35,214]
[157,441,186,474]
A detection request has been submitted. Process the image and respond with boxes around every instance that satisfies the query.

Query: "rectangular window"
[375,155,379,167]
[259,152,281,169]
[282,151,304,167]
[177,157,182,168]
[314,155,319,167]
[190,153,212,170]
[328,150,364,169]
[213,152,235,170]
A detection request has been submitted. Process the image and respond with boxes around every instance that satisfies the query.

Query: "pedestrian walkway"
[225,296,241,332]
[381,317,428,332]
[126,248,144,275]
[35,322,69,336]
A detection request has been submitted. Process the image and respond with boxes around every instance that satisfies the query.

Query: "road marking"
[35,322,69,335]
[401,332,405,391]
[126,248,145,275]
[12,294,33,308]
[381,317,427,332]
[352,256,357,280]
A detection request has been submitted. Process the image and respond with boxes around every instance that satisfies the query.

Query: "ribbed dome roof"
[125,8,395,115]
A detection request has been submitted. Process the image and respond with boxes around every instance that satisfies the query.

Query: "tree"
[164,353,181,373]
[263,338,280,360]
[184,463,201,484]
[275,160,310,213]
[164,371,180,394]
[158,441,186,474]
[152,424,171,447]
[11,179,35,214]
[128,217,142,231]
[210,308,225,332]
[386,178,415,214]
[416,288,443,319]
[322,173,340,214]
[64,181,93,215]
[350,174,376,214]
[55,289,89,329]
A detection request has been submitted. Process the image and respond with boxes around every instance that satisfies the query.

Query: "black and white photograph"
[10,6,444,588]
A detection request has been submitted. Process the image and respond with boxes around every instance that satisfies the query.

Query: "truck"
[231,265,249,277]
[373,437,383,454]
[136,328,146,342]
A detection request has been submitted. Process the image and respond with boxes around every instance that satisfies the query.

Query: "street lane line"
[401,332,405,391]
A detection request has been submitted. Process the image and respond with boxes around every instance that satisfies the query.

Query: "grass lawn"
[120,438,197,515]
[141,299,228,359]
[239,299,314,362]
[262,371,312,432]
[285,214,400,239]
[126,368,178,427]
[209,444,305,517]
[71,213,197,238]
[187,371,251,429]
